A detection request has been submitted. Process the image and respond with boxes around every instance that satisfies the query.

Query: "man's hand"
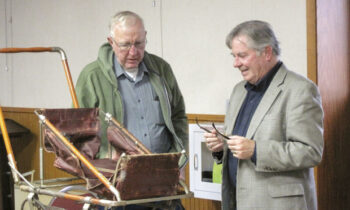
[203,130,224,152]
[227,135,255,159]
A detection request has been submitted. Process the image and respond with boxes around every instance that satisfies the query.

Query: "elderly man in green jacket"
[75,10,188,175]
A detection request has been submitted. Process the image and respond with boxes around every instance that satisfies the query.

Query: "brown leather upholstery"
[43,108,100,177]
[41,108,181,200]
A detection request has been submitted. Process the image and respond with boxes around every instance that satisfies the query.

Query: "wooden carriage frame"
[0,47,192,209]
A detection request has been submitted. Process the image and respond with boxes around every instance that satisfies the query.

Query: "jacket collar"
[98,43,156,88]
[225,64,288,138]
[245,64,288,139]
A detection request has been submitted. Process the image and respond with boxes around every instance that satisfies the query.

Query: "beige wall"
[0,0,307,114]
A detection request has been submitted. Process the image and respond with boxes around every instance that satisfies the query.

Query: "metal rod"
[20,185,193,207]
[51,47,79,108]
[61,59,79,108]
[39,121,44,186]
[0,47,54,53]
[0,47,80,108]
[0,106,19,183]
[20,185,121,207]
[8,161,35,189]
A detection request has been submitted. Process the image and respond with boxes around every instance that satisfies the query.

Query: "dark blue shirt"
[227,61,282,187]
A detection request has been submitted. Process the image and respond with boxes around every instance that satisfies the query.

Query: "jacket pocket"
[268,183,305,198]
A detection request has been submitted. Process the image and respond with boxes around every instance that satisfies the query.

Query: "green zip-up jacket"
[75,43,188,167]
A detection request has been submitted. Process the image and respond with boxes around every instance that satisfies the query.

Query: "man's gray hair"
[225,20,280,56]
[109,11,145,37]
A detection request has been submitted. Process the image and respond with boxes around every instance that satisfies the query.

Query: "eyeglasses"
[195,118,229,140]
[111,37,147,51]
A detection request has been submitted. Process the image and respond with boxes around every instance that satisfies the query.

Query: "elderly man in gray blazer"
[204,20,324,210]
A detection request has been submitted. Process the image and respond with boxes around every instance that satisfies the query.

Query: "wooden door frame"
[307,0,317,84]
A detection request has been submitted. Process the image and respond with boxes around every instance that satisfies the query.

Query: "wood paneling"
[316,0,350,209]
[306,0,320,189]
[2,107,74,181]
[307,0,317,84]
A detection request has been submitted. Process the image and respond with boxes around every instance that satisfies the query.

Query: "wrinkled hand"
[203,130,224,152]
[227,135,255,159]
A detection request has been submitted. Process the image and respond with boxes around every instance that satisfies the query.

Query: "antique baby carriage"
[0,47,191,209]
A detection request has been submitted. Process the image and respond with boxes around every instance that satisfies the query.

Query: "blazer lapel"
[246,65,288,139]
[225,83,247,135]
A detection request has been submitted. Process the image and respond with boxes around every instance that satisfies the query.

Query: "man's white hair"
[109,11,145,37]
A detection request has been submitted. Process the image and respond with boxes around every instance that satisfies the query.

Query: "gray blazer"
[221,65,324,210]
